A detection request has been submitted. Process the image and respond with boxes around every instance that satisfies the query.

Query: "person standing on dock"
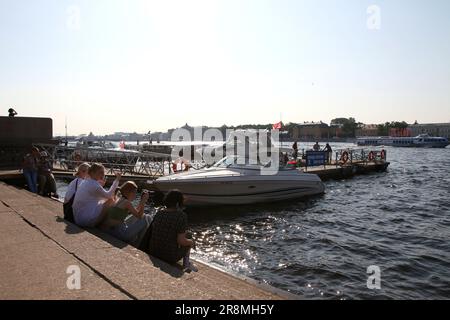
[292,141,299,159]
[22,147,40,193]
[313,142,321,151]
[72,164,122,228]
[323,143,333,164]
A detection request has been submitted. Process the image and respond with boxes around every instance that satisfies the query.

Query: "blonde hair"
[75,163,90,177]
[88,163,105,176]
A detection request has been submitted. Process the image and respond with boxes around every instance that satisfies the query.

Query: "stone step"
[0,182,285,300]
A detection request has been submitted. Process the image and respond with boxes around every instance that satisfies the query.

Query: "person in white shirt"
[73,163,122,228]
[64,163,90,204]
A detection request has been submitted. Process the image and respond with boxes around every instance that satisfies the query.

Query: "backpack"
[63,179,79,223]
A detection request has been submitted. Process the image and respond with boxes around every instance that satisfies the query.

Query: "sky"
[1,0,449,135]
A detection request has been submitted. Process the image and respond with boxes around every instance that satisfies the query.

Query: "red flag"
[272,122,282,130]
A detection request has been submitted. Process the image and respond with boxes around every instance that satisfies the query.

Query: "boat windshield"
[213,156,262,168]
[213,156,240,168]
[213,156,276,169]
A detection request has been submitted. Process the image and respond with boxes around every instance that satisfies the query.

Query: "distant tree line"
[79,119,412,141]
[377,121,408,136]
[330,117,363,138]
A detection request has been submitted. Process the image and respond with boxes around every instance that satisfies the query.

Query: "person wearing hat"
[8,108,17,117]
[38,151,57,197]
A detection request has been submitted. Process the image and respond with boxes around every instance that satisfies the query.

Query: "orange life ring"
[341,151,349,164]
[368,151,375,161]
[380,149,386,160]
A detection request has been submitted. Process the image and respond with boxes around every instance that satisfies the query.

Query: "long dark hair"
[164,190,184,209]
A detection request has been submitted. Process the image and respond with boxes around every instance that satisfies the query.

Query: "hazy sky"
[1,0,449,135]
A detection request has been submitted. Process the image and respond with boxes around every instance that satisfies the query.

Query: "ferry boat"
[356,134,449,148]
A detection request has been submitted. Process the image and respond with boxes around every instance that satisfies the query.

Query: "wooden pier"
[0,182,289,300]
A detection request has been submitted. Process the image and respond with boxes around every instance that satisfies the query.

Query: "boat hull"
[153,169,325,207]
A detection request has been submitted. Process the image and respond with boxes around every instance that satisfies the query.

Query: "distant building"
[408,123,450,139]
[291,121,340,140]
[356,124,379,137]
[328,123,344,138]
[389,128,412,137]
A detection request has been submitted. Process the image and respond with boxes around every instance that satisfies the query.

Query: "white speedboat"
[152,156,325,207]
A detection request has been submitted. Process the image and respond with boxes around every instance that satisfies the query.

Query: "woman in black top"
[148,190,197,271]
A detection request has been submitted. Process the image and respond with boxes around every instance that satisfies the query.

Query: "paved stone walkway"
[0,182,289,300]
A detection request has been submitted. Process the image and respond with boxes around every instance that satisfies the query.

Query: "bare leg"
[182,248,198,272]
[93,199,115,227]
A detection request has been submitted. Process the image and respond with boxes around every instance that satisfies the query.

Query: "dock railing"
[33,143,210,179]
[302,148,387,171]
[333,148,387,166]
[33,144,174,179]
[53,159,170,178]
[32,144,387,178]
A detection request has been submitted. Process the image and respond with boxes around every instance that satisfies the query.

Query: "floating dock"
[304,161,390,180]
[0,182,289,300]
[0,160,390,189]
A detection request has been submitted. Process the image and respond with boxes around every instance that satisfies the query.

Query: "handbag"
[63,178,79,223]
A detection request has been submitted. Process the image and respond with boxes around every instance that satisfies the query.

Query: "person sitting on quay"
[64,163,90,204]
[37,151,58,198]
[22,147,40,194]
[147,190,197,272]
[8,108,17,117]
[72,163,121,228]
[99,181,153,247]
[313,141,321,151]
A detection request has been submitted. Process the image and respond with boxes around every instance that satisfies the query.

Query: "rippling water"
[57,144,450,299]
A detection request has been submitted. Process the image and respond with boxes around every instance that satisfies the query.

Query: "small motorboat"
[152,155,325,207]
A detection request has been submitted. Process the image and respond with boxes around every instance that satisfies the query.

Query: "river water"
[56,143,450,299]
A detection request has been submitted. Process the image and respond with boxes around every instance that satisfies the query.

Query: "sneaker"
[183,262,198,273]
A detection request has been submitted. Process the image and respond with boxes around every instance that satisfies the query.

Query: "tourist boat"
[356,134,449,148]
[152,155,325,207]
